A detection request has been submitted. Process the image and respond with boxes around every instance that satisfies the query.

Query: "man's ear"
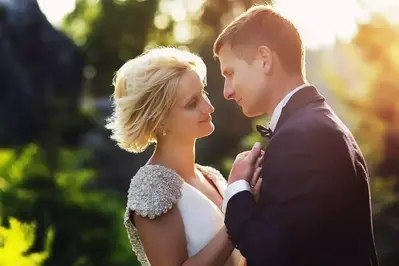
[257,45,273,75]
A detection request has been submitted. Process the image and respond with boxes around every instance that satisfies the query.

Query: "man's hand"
[228,142,263,185]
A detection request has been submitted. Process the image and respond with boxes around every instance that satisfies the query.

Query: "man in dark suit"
[214,4,378,266]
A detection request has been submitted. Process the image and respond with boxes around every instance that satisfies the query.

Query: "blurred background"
[0,0,398,265]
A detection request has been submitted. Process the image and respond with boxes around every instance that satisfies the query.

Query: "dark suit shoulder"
[268,102,358,176]
[286,102,342,131]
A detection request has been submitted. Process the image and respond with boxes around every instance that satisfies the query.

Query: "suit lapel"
[274,86,325,133]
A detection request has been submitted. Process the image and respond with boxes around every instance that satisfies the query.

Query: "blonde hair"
[105,47,207,153]
[213,4,304,75]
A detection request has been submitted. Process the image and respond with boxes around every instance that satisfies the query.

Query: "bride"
[105,47,263,266]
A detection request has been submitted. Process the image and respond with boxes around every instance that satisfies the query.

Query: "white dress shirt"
[222,83,309,213]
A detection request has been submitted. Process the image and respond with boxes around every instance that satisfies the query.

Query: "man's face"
[218,44,270,117]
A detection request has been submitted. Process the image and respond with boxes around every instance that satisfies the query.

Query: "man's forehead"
[218,47,234,71]
[218,44,233,62]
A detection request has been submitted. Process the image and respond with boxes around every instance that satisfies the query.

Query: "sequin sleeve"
[195,164,226,183]
[124,164,184,221]
[123,165,184,265]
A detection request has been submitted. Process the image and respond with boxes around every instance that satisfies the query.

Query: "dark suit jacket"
[225,86,378,266]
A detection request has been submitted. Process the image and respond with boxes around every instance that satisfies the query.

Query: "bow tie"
[256,124,273,139]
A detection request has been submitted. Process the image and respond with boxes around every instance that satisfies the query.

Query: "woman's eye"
[186,100,197,109]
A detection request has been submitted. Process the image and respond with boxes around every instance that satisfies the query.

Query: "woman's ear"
[158,123,168,137]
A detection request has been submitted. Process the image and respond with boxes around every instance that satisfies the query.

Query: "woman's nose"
[204,100,215,114]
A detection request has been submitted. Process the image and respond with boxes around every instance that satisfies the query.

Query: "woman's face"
[162,70,215,142]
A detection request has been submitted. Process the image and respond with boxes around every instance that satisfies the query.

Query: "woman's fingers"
[250,166,262,188]
[253,177,263,202]
[255,154,263,168]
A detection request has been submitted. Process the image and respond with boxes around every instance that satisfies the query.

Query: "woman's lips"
[199,116,212,123]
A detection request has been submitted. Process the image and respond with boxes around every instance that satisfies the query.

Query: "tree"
[63,0,159,98]
[0,145,137,266]
[323,15,399,265]
[351,16,399,265]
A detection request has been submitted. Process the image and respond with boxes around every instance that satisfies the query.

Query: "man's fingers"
[236,148,263,162]
[235,151,250,161]
[246,142,262,164]
[241,151,251,157]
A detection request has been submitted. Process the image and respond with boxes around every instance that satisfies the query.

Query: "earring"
[162,130,166,136]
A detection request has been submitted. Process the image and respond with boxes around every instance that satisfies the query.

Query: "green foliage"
[371,177,398,216]
[0,145,137,266]
[0,217,53,266]
[323,15,399,266]
[63,0,159,98]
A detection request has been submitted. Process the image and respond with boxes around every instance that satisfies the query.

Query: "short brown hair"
[213,4,305,75]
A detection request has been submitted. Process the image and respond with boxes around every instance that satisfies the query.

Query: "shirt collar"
[268,84,309,132]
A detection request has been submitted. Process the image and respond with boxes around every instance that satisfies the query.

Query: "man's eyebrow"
[222,67,231,77]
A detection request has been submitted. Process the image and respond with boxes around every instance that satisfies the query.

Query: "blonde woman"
[105,47,263,266]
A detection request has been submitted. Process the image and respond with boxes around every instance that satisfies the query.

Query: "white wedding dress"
[124,164,242,266]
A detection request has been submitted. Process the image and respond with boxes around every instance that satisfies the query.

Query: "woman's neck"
[150,137,196,181]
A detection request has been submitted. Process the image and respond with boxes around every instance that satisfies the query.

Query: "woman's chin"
[199,122,215,137]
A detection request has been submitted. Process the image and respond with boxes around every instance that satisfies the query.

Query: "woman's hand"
[249,151,264,202]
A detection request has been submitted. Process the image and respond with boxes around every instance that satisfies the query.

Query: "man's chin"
[242,108,262,118]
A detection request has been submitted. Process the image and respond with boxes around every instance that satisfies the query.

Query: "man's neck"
[267,76,307,117]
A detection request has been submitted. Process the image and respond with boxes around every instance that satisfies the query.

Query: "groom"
[215,5,378,266]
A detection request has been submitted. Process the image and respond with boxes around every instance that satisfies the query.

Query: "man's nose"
[223,79,234,100]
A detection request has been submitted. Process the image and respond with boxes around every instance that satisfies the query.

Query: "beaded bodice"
[124,164,231,265]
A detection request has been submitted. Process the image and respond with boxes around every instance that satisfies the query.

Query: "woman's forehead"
[177,71,203,98]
